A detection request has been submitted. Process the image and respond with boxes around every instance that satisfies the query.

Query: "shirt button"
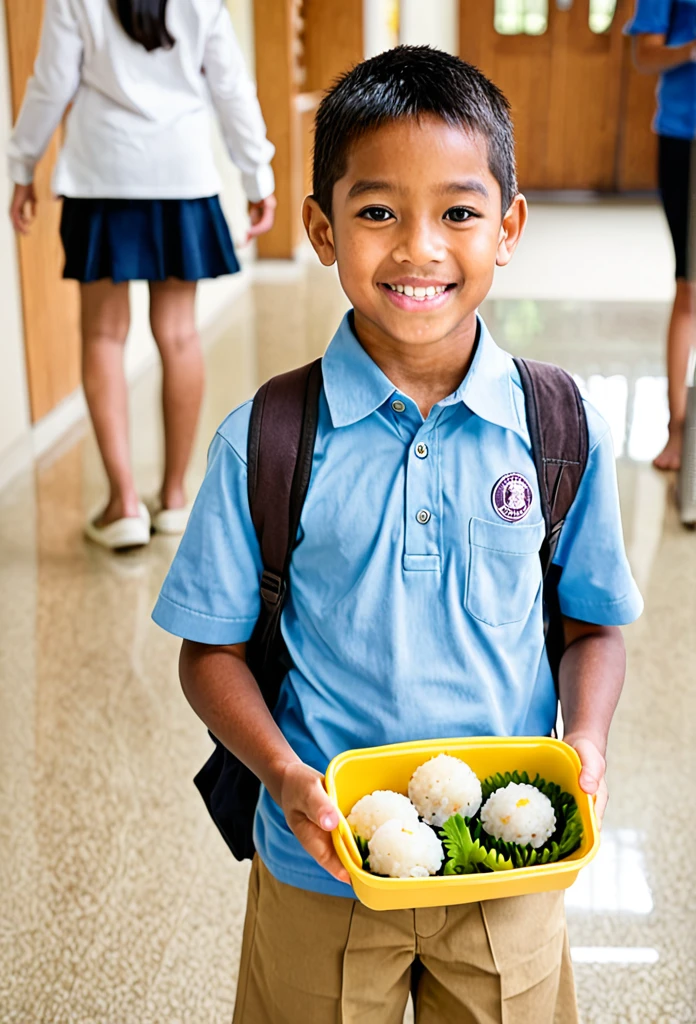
[415,442,428,459]
[391,399,406,413]
[416,509,431,524]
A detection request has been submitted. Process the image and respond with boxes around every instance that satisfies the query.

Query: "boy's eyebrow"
[345,179,491,200]
[438,180,490,199]
[346,179,394,199]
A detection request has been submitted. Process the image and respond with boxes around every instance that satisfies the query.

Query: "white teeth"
[386,283,451,300]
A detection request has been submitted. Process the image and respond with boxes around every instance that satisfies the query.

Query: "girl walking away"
[8,0,276,548]
[627,0,696,471]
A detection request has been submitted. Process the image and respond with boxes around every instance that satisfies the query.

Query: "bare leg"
[149,279,204,509]
[654,278,696,471]
[81,280,140,524]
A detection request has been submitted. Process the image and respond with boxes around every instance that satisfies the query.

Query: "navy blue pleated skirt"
[60,196,240,283]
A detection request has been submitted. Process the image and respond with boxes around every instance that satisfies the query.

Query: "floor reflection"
[1,266,694,1023]
[566,829,654,916]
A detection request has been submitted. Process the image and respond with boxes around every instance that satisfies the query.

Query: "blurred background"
[0,2,694,1022]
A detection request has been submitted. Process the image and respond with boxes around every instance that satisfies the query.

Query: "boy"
[153,46,642,1023]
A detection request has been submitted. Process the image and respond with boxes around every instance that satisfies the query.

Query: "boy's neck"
[352,309,479,419]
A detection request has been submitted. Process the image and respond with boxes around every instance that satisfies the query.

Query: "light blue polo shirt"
[153,313,642,898]
[625,0,696,139]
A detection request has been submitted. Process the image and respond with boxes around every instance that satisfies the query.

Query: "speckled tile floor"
[1,259,695,1023]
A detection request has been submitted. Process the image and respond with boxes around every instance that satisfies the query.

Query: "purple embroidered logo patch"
[492,473,533,523]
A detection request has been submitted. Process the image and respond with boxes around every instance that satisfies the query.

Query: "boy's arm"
[558,617,627,827]
[179,640,349,882]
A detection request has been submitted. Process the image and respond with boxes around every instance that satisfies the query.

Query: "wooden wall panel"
[297,91,322,199]
[254,0,302,258]
[302,0,363,93]
[5,0,80,423]
[254,0,363,257]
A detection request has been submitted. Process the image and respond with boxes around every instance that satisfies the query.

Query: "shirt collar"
[321,310,525,435]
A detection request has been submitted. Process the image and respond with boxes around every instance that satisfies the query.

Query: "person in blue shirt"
[626,0,696,470]
[153,46,642,1024]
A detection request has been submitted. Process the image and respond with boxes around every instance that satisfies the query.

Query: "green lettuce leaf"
[440,814,513,875]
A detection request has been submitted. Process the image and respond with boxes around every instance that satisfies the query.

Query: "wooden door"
[4,0,81,423]
[459,0,658,192]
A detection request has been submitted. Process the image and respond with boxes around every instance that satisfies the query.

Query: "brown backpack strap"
[513,357,589,577]
[193,359,323,865]
[513,357,589,685]
[246,358,323,691]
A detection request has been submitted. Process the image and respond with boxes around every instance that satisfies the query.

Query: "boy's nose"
[391,220,446,266]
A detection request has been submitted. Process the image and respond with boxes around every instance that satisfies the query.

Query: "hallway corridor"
[1,254,694,1023]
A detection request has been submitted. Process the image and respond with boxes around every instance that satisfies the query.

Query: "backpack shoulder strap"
[246,357,323,696]
[513,357,589,577]
[513,357,589,687]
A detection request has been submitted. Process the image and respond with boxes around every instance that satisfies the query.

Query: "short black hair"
[312,45,517,219]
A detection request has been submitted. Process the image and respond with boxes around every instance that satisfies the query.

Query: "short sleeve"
[552,408,643,626]
[152,428,262,644]
[624,0,672,36]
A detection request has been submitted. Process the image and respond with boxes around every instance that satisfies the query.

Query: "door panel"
[460,0,658,193]
[4,0,80,423]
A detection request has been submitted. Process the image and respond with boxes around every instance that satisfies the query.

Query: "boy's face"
[304,116,526,349]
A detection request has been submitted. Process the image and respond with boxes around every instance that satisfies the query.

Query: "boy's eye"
[444,207,476,223]
[359,207,394,222]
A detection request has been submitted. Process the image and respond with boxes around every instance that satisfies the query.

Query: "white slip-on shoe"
[147,499,192,536]
[84,502,151,550]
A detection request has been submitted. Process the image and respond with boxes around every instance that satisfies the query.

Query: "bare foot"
[653,426,683,472]
[94,495,142,527]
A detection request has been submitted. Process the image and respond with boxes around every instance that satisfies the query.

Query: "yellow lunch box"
[325,735,600,911]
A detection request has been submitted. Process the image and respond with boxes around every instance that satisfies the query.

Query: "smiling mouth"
[380,282,456,305]
[381,282,457,303]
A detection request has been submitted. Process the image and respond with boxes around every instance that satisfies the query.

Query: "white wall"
[0,2,32,482]
[399,0,459,53]
[364,0,399,58]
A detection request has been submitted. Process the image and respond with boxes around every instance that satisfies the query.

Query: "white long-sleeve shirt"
[8,0,275,202]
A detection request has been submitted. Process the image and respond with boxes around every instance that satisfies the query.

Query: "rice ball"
[347,790,419,842]
[408,754,483,827]
[368,819,444,878]
[480,782,556,849]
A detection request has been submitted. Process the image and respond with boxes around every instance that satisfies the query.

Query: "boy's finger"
[569,737,605,794]
[304,778,339,832]
[301,825,350,883]
[593,779,609,828]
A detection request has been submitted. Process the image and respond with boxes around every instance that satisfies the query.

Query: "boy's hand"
[245,193,276,242]
[279,761,351,884]
[10,182,37,235]
[564,732,608,828]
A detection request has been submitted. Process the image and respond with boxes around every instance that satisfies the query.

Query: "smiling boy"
[153,47,642,1023]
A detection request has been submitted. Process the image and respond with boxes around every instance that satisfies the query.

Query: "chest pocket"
[466,517,545,627]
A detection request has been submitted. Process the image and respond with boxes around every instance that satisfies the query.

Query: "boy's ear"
[496,194,528,267]
[302,196,336,266]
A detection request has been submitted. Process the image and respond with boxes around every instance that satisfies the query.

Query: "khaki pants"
[233,858,579,1024]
